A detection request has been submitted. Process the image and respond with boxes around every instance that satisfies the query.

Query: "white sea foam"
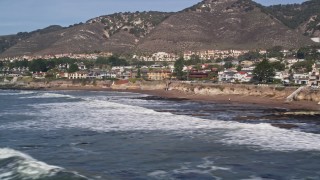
[0,148,62,180]
[3,93,320,152]
[19,92,76,99]
[0,148,88,180]
[148,157,228,180]
[0,91,36,96]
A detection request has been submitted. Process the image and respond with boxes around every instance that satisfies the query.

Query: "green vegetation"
[95,56,129,66]
[185,55,202,66]
[29,59,48,72]
[265,0,320,36]
[267,46,284,58]
[297,46,320,60]
[68,64,79,73]
[253,59,275,83]
[291,60,314,73]
[238,51,262,61]
[174,57,185,80]
[223,62,233,69]
[270,61,285,71]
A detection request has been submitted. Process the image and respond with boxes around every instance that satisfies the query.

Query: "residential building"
[308,63,320,86]
[68,71,88,79]
[293,73,309,85]
[148,70,172,81]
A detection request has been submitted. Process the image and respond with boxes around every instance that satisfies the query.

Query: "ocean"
[0,89,320,180]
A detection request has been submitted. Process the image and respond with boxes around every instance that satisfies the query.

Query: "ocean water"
[0,89,320,180]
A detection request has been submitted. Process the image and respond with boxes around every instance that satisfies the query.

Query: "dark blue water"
[0,90,320,180]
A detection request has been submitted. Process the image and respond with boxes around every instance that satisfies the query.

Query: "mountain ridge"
[0,0,317,58]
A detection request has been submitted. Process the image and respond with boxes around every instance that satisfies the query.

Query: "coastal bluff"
[169,82,320,103]
[1,80,320,103]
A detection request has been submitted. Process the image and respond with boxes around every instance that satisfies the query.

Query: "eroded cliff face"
[170,83,294,99]
[169,83,320,102]
[296,88,320,102]
[2,79,319,102]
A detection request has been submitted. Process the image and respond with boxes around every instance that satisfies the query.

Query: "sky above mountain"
[0,0,305,35]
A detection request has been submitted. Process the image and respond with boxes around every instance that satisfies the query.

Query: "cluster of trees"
[1,55,131,74]
[95,56,129,67]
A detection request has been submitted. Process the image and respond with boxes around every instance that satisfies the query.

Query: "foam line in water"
[20,92,76,99]
[148,157,229,180]
[2,96,320,152]
[0,91,36,96]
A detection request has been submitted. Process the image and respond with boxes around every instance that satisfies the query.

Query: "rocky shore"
[1,80,320,111]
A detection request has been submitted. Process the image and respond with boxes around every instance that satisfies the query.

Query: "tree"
[267,46,284,58]
[95,57,108,65]
[297,46,320,60]
[174,57,185,80]
[185,54,201,66]
[0,61,3,68]
[162,61,169,68]
[253,59,275,83]
[29,59,48,72]
[291,60,314,73]
[136,68,141,78]
[68,64,79,73]
[107,56,129,66]
[238,51,261,61]
[224,62,233,69]
[236,65,242,71]
[270,61,285,71]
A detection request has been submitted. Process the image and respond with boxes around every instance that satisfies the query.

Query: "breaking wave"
[0,148,88,180]
[2,92,320,152]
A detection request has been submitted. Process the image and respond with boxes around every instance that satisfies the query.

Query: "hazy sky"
[0,0,306,36]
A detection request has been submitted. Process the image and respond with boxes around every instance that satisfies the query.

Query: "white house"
[293,73,309,85]
[68,71,88,79]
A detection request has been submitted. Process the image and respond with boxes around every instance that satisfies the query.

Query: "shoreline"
[1,85,320,111]
[124,89,320,112]
[45,86,320,111]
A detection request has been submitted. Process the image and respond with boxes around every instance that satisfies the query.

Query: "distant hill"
[0,25,64,54]
[265,0,320,37]
[137,0,313,53]
[0,0,316,58]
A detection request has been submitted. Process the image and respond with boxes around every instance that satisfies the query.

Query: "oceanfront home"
[147,70,172,81]
[308,63,320,86]
[68,71,88,79]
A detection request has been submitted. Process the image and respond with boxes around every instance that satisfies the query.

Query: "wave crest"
[0,148,87,180]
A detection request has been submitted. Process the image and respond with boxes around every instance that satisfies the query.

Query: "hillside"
[0,11,171,57]
[137,0,313,53]
[0,0,316,57]
[265,0,320,37]
[0,23,108,57]
[0,25,64,54]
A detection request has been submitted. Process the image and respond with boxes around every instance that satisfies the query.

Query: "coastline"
[124,89,320,112]
[1,83,320,112]
[43,86,320,112]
